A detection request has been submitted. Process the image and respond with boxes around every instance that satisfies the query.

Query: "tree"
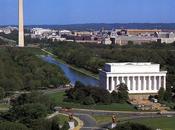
[0,47,69,91]
[11,92,55,112]
[164,86,172,102]
[117,83,129,103]
[0,121,29,130]
[74,81,85,88]
[0,87,5,100]
[31,119,52,130]
[51,117,60,130]
[61,122,69,130]
[9,103,47,125]
[65,82,111,105]
[111,91,119,103]
[31,118,60,130]
[158,87,165,102]
[82,96,95,105]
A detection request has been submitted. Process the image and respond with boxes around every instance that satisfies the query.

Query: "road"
[74,113,109,130]
[74,110,175,130]
[71,107,175,116]
[60,107,175,129]
[74,114,96,130]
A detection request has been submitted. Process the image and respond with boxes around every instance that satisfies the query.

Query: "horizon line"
[1,22,175,26]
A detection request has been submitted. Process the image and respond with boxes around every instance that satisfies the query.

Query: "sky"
[0,0,175,25]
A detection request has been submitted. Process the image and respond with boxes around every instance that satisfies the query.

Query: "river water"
[42,56,99,86]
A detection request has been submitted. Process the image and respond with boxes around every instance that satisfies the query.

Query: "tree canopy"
[0,47,69,91]
[65,81,129,105]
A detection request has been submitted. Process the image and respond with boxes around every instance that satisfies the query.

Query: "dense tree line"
[0,47,69,91]
[0,31,18,42]
[2,92,54,125]
[0,38,7,45]
[0,121,29,130]
[65,81,129,105]
[52,42,105,73]
[0,92,69,130]
[51,41,175,86]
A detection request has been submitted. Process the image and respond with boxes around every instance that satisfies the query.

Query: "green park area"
[93,115,175,130]
[47,91,136,111]
[130,117,175,130]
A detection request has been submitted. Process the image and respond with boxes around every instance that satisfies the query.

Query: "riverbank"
[41,49,99,80]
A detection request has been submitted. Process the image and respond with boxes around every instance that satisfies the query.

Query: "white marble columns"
[106,75,166,93]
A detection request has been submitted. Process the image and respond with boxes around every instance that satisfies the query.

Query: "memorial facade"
[99,63,167,94]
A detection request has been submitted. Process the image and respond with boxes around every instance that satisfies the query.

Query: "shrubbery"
[0,121,29,130]
[112,122,153,130]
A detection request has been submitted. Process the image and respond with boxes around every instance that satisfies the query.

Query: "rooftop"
[106,62,156,66]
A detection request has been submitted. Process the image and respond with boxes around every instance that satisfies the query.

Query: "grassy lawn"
[56,114,69,125]
[93,115,113,124]
[93,115,131,124]
[48,92,136,111]
[130,117,175,130]
[0,104,10,112]
[93,115,175,130]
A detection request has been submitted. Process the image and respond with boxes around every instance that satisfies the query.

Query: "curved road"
[74,113,97,130]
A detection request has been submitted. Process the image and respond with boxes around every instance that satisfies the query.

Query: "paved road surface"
[74,113,100,130]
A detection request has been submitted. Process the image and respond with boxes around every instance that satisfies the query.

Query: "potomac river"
[42,55,99,86]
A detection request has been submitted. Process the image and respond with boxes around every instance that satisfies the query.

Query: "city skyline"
[0,0,175,25]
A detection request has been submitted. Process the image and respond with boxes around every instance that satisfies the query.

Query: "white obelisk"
[18,0,24,47]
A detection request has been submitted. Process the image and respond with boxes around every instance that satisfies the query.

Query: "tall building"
[18,0,24,47]
[99,63,167,94]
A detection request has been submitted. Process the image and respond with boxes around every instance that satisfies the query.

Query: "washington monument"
[18,0,24,47]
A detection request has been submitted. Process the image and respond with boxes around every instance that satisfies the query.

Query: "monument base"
[111,123,117,129]
[68,121,75,130]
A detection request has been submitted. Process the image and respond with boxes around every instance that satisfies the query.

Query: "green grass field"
[93,115,113,124]
[47,92,136,111]
[93,115,175,130]
[130,117,175,130]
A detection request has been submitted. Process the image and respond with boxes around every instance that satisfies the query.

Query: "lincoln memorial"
[99,63,167,94]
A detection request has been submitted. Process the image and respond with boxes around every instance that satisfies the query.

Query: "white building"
[59,30,72,36]
[101,38,112,45]
[31,28,53,35]
[99,63,167,94]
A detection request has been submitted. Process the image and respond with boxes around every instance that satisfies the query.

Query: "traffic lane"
[74,114,97,128]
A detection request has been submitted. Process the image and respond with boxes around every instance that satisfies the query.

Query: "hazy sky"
[0,0,175,25]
